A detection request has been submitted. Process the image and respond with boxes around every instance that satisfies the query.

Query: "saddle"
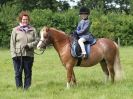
[70,35,96,66]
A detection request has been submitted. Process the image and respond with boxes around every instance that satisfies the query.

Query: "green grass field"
[0,47,133,99]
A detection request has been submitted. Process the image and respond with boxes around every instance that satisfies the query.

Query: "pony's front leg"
[66,65,73,89]
[71,70,77,86]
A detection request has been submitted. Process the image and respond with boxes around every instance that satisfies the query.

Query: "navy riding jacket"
[76,19,91,41]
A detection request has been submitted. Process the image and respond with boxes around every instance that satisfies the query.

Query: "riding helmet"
[79,6,90,15]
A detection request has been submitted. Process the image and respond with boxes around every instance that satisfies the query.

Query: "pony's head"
[37,26,68,50]
[37,26,50,50]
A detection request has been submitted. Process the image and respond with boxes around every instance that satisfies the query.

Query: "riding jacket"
[76,19,93,42]
[10,25,38,58]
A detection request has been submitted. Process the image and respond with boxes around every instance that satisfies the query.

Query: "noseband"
[40,40,46,45]
[39,39,47,49]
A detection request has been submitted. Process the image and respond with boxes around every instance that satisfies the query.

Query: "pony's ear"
[46,27,50,32]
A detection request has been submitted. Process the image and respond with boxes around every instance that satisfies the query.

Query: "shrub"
[0,4,20,47]
[0,8,133,47]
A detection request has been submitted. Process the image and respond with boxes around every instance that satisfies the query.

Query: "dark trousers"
[12,56,34,89]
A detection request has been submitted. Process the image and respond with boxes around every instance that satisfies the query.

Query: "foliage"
[90,10,133,45]
[0,5,133,47]
[0,0,70,12]
[30,9,78,33]
[0,4,20,47]
[78,0,132,14]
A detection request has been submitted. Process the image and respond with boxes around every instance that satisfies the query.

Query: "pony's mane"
[41,26,66,35]
[40,26,47,33]
[50,27,66,35]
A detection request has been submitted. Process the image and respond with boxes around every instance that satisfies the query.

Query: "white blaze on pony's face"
[37,27,48,49]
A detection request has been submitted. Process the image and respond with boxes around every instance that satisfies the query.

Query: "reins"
[33,48,45,55]
[12,46,45,72]
[11,31,45,72]
[11,46,25,72]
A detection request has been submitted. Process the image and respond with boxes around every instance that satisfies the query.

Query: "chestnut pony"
[37,26,122,88]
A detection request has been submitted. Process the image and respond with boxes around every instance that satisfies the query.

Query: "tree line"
[0,0,133,47]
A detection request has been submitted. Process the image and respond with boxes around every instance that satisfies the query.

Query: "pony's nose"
[37,44,41,49]
[37,46,40,49]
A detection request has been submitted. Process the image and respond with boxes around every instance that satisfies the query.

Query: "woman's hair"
[18,11,30,22]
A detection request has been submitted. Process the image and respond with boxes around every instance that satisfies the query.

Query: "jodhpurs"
[78,38,86,54]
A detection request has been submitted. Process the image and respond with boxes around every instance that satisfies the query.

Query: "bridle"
[38,28,70,51]
[34,40,46,55]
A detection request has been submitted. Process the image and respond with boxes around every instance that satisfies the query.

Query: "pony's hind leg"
[107,62,115,83]
[100,60,109,83]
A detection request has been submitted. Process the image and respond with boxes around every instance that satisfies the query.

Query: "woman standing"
[10,11,38,90]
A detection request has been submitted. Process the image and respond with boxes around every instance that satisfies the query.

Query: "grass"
[0,47,133,99]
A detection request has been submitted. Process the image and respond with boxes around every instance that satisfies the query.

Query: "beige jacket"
[10,25,38,58]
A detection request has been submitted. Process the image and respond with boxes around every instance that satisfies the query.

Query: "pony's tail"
[114,42,123,81]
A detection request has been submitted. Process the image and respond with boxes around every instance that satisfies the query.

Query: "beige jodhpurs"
[78,38,86,54]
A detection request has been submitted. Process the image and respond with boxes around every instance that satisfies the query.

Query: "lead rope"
[34,48,45,55]
[19,46,23,72]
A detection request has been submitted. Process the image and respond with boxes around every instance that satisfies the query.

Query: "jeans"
[12,56,34,89]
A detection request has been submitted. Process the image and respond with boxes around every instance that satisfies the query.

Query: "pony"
[37,26,122,88]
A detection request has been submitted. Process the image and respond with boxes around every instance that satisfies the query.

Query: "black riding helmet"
[79,6,90,15]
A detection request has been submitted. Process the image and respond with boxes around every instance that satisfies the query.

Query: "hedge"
[0,5,133,47]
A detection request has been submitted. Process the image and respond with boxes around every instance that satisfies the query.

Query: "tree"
[78,0,105,10]
[77,0,131,14]
[58,1,70,11]
[0,0,70,12]
[13,0,60,11]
